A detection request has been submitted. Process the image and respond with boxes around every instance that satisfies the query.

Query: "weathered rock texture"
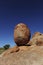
[0,46,43,65]
[0,23,43,65]
[0,46,19,57]
[0,46,30,57]
[32,32,42,38]
[28,32,43,46]
[14,23,31,46]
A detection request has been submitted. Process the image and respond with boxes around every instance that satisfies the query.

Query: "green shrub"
[3,44,10,50]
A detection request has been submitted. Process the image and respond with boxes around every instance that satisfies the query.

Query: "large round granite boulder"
[14,23,31,46]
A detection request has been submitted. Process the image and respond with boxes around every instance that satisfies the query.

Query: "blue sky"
[0,0,43,47]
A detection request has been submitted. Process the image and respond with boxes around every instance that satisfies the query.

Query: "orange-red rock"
[28,32,43,46]
[1,46,19,56]
[32,32,42,38]
[14,23,31,46]
[1,46,43,65]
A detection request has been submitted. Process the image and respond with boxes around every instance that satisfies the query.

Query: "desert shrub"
[3,44,10,50]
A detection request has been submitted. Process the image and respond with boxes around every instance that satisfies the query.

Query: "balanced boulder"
[14,23,31,46]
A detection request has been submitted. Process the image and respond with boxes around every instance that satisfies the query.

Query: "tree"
[3,44,10,50]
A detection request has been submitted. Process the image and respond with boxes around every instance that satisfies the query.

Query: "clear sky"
[0,0,43,47]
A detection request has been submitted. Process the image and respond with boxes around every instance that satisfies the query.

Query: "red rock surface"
[14,23,31,46]
[0,46,19,57]
[1,24,43,65]
[32,32,42,38]
[0,46,43,65]
[28,32,43,46]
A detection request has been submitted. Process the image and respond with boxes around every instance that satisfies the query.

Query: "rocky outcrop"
[0,46,19,57]
[1,46,33,57]
[32,32,42,38]
[0,46,31,57]
[14,23,31,46]
[28,32,43,46]
[19,46,30,51]
[0,46,43,65]
[1,23,43,65]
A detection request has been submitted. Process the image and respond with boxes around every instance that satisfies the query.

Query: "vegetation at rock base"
[3,44,10,50]
[0,44,10,54]
[0,48,4,54]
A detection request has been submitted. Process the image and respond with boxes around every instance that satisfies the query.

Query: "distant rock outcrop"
[14,23,31,46]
